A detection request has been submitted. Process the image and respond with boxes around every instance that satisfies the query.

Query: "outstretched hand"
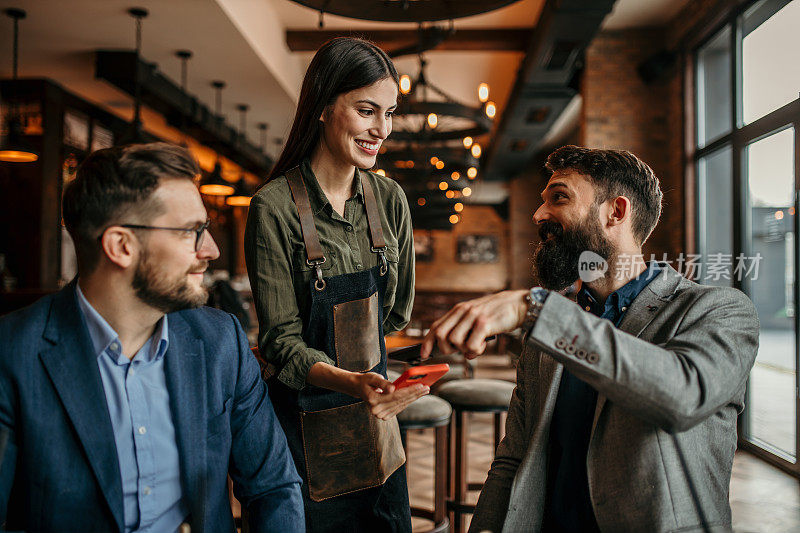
[421,289,529,359]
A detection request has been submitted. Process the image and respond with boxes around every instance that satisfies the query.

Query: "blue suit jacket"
[0,282,304,532]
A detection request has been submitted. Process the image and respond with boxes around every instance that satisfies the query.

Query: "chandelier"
[391,56,493,143]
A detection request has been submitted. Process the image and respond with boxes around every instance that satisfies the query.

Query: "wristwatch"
[522,287,549,339]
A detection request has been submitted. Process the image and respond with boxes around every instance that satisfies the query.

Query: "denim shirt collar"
[577,261,662,320]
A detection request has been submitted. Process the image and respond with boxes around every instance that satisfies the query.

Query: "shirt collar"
[578,261,662,316]
[75,283,169,365]
[300,158,363,216]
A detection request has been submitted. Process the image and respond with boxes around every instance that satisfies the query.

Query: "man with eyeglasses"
[0,143,303,532]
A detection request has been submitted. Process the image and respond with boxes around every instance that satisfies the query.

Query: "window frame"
[690,0,800,477]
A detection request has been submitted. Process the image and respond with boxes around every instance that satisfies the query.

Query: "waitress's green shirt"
[244,159,415,390]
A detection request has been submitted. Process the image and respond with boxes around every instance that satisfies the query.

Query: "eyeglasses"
[118,219,211,252]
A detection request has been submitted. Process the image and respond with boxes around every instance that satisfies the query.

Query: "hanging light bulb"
[226,175,254,206]
[439,181,448,191]
[430,156,439,165]
[0,9,37,162]
[462,136,473,149]
[449,214,460,224]
[467,167,478,179]
[417,197,426,206]
[427,113,438,129]
[478,83,489,103]
[199,160,235,196]
[454,202,464,213]
[451,171,460,181]
[471,143,482,158]
[435,160,444,170]
[399,74,412,95]
[485,101,496,119]
[463,187,472,197]
[445,190,455,199]
[375,169,386,176]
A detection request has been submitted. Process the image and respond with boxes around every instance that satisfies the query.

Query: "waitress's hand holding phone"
[308,362,429,420]
[352,372,429,420]
[355,372,431,420]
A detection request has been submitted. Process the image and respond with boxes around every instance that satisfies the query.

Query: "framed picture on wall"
[414,231,434,262]
[456,234,499,263]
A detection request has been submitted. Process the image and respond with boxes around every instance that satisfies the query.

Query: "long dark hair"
[267,37,399,182]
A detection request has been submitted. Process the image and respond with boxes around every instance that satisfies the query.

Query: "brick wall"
[507,171,542,289]
[581,28,682,259]
[413,204,510,292]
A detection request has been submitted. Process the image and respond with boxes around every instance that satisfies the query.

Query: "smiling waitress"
[244,38,426,532]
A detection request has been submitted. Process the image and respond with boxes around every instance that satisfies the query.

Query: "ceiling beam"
[286,28,531,53]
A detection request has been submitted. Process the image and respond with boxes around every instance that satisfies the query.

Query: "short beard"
[532,205,615,291]
[132,250,208,313]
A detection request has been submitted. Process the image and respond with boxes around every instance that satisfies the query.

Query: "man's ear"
[607,195,632,228]
[99,227,138,269]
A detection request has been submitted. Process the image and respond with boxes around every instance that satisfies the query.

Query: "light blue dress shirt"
[76,286,187,532]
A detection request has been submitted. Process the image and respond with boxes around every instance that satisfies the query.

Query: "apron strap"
[360,174,388,276]
[286,166,327,290]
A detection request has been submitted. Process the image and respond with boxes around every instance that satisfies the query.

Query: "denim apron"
[268,167,412,532]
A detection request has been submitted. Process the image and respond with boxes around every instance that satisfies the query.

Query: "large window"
[695,0,800,475]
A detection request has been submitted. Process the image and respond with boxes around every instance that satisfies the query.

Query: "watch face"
[530,287,549,305]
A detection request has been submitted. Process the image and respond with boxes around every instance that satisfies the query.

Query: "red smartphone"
[392,364,450,389]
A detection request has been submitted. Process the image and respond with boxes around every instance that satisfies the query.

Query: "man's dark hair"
[545,145,663,245]
[63,142,200,274]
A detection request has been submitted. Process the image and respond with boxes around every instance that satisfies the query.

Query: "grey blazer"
[470,265,759,533]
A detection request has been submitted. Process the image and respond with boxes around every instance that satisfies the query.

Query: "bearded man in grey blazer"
[422,145,759,532]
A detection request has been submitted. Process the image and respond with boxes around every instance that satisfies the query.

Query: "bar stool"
[390,370,452,533]
[435,378,515,533]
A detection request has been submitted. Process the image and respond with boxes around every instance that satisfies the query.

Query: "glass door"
[694,0,800,474]
[742,127,797,461]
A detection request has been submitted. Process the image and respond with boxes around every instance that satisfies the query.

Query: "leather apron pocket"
[301,401,405,502]
[333,291,381,372]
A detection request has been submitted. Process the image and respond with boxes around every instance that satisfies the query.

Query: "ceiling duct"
[483,0,616,180]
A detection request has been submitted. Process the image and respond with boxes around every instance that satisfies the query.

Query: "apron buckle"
[371,246,388,276]
[307,258,327,291]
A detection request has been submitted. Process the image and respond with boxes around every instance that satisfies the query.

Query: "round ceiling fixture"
[391,57,492,143]
[288,0,522,23]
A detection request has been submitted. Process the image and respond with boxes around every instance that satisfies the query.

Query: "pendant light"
[226,176,253,207]
[199,80,234,196]
[116,7,149,145]
[390,55,491,143]
[227,104,254,206]
[0,8,38,163]
[199,159,234,196]
[236,103,248,146]
[257,122,269,156]
[175,49,192,147]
